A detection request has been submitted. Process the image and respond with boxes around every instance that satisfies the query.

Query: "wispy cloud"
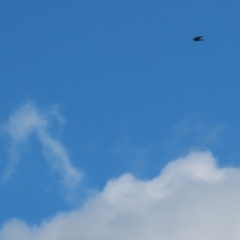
[1,102,83,189]
[2,150,240,240]
[165,114,226,158]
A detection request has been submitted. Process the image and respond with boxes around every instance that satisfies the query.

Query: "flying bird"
[193,36,204,41]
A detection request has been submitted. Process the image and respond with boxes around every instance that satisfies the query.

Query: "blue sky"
[1,1,240,239]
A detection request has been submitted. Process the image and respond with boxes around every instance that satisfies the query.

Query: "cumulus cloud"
[1,150,240,240]
[1,102,83,189]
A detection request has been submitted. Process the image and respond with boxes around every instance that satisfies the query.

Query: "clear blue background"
[1,0,240,225]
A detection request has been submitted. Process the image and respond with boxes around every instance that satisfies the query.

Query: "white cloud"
[1,150,240,240]
[1,102,83,189]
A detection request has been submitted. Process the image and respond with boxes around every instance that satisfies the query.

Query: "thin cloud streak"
[1,102,83,189]
[2,151,240,240]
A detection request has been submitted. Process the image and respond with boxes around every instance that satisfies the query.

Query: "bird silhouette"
[193,36,204,41]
